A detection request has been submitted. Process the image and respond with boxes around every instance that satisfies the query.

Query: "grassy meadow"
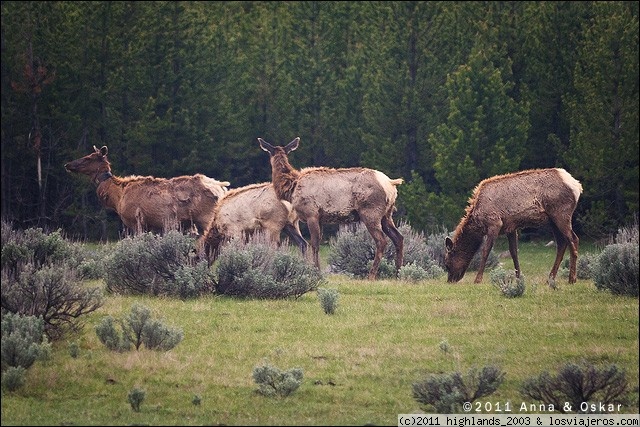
[1,238,638,425]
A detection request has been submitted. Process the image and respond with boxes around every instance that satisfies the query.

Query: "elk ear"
[258,138,275,155]
[445,236,454,252]
[285,137,300,154]
[100,146,108,156]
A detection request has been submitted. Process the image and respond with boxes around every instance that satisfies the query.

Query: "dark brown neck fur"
[270,149,300,201]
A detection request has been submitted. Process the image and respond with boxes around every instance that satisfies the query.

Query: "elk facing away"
[201,182,308,261]
[64,145,230,235]
[259,137,404,279]
[444,168,582,285]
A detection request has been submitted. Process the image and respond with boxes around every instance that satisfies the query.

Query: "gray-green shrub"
[128,387,146,412]
[253,361,304,397]
[215,233,322,299]
[328,222,446,279]
[490,267,526,298]
[521,361,629,413]
[399,262,445,282]
[1,313,51,372]
[1,366,26,392]
[592,243,638,297]
[317,288,339,314]
[1,222,104,340]
[103,231,214,298]
[95,304,182,352]
[412,365,505,413]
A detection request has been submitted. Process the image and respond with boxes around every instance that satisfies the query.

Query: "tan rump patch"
[555,168,582,201]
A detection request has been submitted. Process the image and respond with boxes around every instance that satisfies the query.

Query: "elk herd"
[65,139,582,283]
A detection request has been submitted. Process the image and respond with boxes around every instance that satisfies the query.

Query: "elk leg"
[283,223,308,256]
[382,215,404,274]
[363,220,387,280]
[474,232,497,284]
[548,223,566,280]
[507,231,521,278]
[550,222,579,283]
[306,217,322,270]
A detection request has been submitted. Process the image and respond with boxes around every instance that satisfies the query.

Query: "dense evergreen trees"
[1,1,638,240]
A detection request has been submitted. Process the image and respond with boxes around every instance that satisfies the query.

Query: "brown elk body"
[201,182,308,260]
[259,137,404,279]
[444,168,582,285]
[64,145,230,234]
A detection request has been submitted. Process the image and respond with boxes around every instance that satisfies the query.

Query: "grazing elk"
[259,137,404,279]
[444,168,582,285]
[64,145,230,235]
[201,182,308,261]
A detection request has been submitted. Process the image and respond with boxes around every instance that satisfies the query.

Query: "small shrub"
[1,223,104,340]
[253,361,304,397]
[560,252,598,280]
[592,243,638,297]
[490,267,525,298]
[215,233,322,299]
[399,262,445,282]
[192,394,202,406]
[1,366,26,392]
[1,313,51,372]
[68,341,80,358]
[128,387,146,412]
[96,304,182,352]
[103,231,212,298]
[317,288,339,314]
[412,365,505,413]
[328,222,446,279]
[521,361,629,413]
[95,316,131,352]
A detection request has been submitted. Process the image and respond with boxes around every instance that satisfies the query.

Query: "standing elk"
[64,145,230,235]
[258,137,404,279]
[444,168,582,285]
[201,182,308,261]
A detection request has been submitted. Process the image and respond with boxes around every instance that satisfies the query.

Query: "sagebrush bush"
[1,313,51,372]
[521,361,629,413]
[95,303,183,352]
[399,262,445,282]
[253,361,304,397]
[412,365,505,413]
[490,267,526,298]
[1,222,104,340]
[592,243,638,297]
[215,233,323,299]
[103,231,214,298]
[317,288,339,314]
[328,222,446,279]
[128,387,146,412]
[1,366,26,392]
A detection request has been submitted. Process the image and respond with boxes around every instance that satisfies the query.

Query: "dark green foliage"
[317,288,339,315]
[103,231,215,298]
[215,233,323,299]
[592,243,639,297]
[412,366,505,413]
[128,387,146,412]
[95,304,182,352]
[490,268,526,298]
[1,313,51,373]
[253,361,304,397]
[328,222,445,279]
[521,361,629,413]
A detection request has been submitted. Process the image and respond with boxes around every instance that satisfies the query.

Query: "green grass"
[1,240,638,425]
